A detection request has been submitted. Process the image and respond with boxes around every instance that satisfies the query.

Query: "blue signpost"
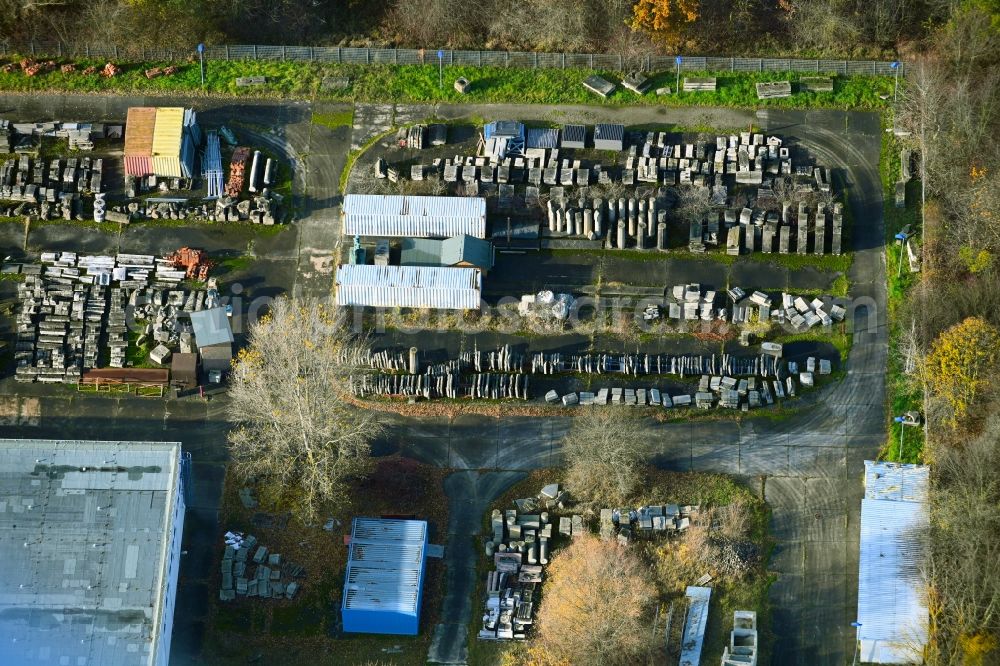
[675,56,682,94]
[890,61,900,102]
[438,49,444,89]
[851,621,862,666]
[197,43,205,87]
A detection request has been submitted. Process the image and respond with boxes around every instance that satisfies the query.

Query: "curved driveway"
[370,106,887,665]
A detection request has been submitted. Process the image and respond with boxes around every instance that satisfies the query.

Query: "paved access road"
[0,96,886,665]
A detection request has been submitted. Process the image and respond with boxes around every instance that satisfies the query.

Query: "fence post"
[31,41,35,56]
[478,50,482,67]
[758,58,762,72]
[394,48,398,64]
[338,47,342,63]
[619,54,623,70]
[506,51,509,67]
[311,46,315,62]
[873,61,877,75]
[282,45,286,61]
[114,45,118,60]
[253,45,257,60]
[816,59,819,72]
[731,57,734,71]
[85,45,89,59]
[534,52,538,68]
[589,53,593,69]
[366,48,370,64]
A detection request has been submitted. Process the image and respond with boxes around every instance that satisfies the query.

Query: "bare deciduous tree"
[533,534,656,666]
[563,406,651,504]
[674,185,712,224]
[926,415,1000,663]
[787,0,861,53]
[227,297,382,522]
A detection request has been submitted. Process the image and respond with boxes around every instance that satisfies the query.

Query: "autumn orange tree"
[630,0,700,50]
[924,316,1000,428]
[531,534,657,666]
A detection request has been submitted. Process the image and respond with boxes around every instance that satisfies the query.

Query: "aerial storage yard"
[0,55,895,665]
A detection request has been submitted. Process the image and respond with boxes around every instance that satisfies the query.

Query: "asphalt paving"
[0,97,887,666]
[427,471,526,664]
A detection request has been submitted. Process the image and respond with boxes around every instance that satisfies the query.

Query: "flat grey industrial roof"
[0,439,182,666]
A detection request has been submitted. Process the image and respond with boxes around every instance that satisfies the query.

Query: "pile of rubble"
[4,59,122,78]
[143,66,178,80]
[599,503,700,544]
[105,193,282,225]
[0,155,104,220]
[219,532,303,602]
[1,58,56,76]
[128,284,222,363]
[517,290,575,321]
[164,247,211,281]
[478,484,571,641]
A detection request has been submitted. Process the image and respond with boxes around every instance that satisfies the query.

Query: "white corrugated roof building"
[336,264,482,310]
[343,195,487,239]
[857,461,929,664]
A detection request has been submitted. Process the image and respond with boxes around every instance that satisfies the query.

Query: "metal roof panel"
[336,265,481,310]
[151,107,185,157]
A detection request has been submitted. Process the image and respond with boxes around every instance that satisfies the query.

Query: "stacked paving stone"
[219,533,304,603]
[0,155,103,220]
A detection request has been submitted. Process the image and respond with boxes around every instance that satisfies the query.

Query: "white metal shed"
[856,461,929,664]
[335,264,482,310]
[343,194,487,239]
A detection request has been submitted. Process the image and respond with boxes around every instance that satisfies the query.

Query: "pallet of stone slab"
[235,76,267,87]
[755,81,792,99]
[622,72,651,95]
[799,76,834,93]
[583,75,615,99]
[683,77,717,92]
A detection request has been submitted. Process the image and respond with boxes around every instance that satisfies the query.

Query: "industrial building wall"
[341,607,420,636]
[154,455,186,666]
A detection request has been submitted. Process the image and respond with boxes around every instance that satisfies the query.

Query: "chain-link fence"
[0,40,903,77]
